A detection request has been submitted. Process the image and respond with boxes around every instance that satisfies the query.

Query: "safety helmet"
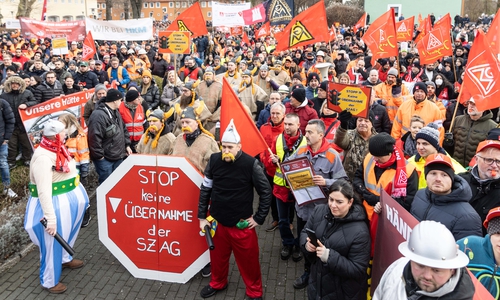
[398,220,469,269]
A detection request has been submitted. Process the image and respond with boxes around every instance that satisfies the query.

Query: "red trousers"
[210,224,263,298]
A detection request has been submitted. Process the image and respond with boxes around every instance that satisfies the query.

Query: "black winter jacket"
[140,82,161,110]
[87,101,131,161]
[300,204,370,300]
[0,98,16,144]
[1,76,38,132]
[74,71,99,89]
[92,69,110,84]
[410,175,482,240]
[34,81,64,103]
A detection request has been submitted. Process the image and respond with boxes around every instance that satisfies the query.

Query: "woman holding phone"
[300,179,371,299]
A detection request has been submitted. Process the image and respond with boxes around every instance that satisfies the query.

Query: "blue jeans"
[276,199,295,247]
[0,143,10,186]
[93,158,123,185]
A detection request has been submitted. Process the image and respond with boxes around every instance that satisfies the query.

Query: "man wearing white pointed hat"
[198,119,271,300]
[373,220,474,299]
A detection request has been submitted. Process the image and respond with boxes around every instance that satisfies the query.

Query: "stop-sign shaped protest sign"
[97,155,209,283]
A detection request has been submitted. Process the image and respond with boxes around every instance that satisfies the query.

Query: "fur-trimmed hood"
[3,76,26,93]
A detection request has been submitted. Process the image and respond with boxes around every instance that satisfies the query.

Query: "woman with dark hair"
[300,179,371,300]
[433,73,457,100]
[28,75,42,94]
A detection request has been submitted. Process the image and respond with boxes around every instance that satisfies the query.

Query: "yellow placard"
[287,170,315,190]
[158,31,191,54]
[52,37,68,49]
[327,82,371,118]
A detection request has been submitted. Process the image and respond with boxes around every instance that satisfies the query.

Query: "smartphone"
[305,228,319,247]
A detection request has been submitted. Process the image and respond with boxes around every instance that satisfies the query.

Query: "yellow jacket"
[408,153,466,189]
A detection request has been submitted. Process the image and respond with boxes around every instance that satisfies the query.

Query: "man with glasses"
[107,57,130,94]
[34,71,64,103]
[88,88,132,185]
[451,98,497,167]
[461,129,500,234]
[74,61,99,90]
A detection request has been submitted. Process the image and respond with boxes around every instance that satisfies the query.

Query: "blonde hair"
[58,113,83,133]
[410,115,425,126]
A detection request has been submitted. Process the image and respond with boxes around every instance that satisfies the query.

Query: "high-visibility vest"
[273,133,307,187]
[362,153,415,219]
[107,66,127,89]
[119,103,145,142]
[65,132,90,166]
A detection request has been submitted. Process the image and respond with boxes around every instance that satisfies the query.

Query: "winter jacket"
[391,99,443,140]
[160,84,180,109]
[0,98,15,145]
[285,100,319,134]
[62,83,82,95]
[87,101,131,161]
[53,68,71,82]
[92,69,110,84]
[34,80,64,103]
[452,110,497,167]
[410,175,482,240]
[334,126,377,181]
[373,257,475,300]
[74,70,99,89]
[373,81,410,122]
[259,119,284,176]
[151,58,169,78]
[457,234,500,299]
[408,153,467,189]
[140,81,161,110]
[461,167,500,235]
[1,76,38,132]
[300,204,370,300]
[371,102,392,134]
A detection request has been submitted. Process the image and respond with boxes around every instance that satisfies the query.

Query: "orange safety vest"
[107,66,127,89]
[65,132,90,166]
[362,153,415,220]
[118,103,145,142]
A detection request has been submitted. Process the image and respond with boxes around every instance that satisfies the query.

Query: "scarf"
[379,146,407,198]
[184,128,201,147]
[39,135,72,173]
[307,138,330,158]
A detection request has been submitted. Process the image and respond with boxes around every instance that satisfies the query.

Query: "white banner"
[211,2,251,27]
[5,19,21,29]
[85,18,154,41]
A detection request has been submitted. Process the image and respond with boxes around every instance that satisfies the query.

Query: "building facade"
[364,0,463,23]
[0,0,98,22]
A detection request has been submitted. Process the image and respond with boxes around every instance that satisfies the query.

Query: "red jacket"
[118,103,145,142]
[285,100,318,134]
[259,120,284,176]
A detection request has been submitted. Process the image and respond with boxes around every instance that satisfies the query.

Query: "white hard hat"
[398,221,469,269]
[316,50,325,57]
[138,49,147,55]
[127,49,135,54]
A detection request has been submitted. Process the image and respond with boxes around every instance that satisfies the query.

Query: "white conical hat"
[43,119,65,136]
[221,119,241,144]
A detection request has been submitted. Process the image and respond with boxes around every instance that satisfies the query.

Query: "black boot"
[81,207,91,228]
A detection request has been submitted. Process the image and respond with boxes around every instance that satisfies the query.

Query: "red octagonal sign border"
[97,155,209,283]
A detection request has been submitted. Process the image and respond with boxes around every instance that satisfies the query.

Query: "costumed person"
[58,113,91,228]
[237,70,268,121]
[24,119,89,294]
[198,119,271,300]
[136,108,176,155]
[171,80,212,136]
[194,67,223,131]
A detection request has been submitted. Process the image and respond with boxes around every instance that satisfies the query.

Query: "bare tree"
[326,3,364,26]
[129,0,142,19]
[17,0,37,18]
[105,0,113,20]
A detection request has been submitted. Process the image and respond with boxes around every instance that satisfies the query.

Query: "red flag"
[362,9,398,63]
[485,9,500,56]
[166,2,208,38]
[82,31,96,61]
[220,78,268,157]
[274,1,329,52]
[415,16,432,43]
[353,13,367,34]
[416,28,453,65]
[395,16,414,42]
[41,0,48,21]
[329,25,337,41]
[255,22,270,39]
[433,13,451,31]
[242,31,251,46]
[459,30,500,111]
[242,3,266,25]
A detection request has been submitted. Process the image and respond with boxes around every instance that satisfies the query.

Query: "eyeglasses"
[477,155,500,166]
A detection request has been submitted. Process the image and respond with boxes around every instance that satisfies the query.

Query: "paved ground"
[0,193,308,300]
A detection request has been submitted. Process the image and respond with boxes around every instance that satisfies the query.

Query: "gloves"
[338,110,352,129]
[362,189,380,206]
[319,247,330,263]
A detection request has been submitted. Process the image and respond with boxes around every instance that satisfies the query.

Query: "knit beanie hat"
[424,153,455,183]
[292,72,303,81]
[319,81,329,91]
[142,70,152,78]
[413,81,427,94]
[104,88,122,102]
[486,128,500,141]
[125,89,140,102]
[416,123,440,150]
[307,72,320,83]
[369,133,395,157]
[95,84,107,95]
[290,88,306,103]
[388,67,398,77]
[426,81,436,89]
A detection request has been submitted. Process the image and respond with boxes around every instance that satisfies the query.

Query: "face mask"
[436,79,443,85]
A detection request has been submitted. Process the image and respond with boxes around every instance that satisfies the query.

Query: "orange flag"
[353,12,367,34]
[433,13,451,31]
[329,25,337,41]
[416,28,453,65]
[459,30,500,111]
[485,9,500,56]
[274,1,329,52]
[396,16,414,42]
[415,16,432,43]
[166,2,208,38]
[242,31,251,46]
[82,31,96,61]
[220,78,268,157]
[255,22,270,39]
[362,9,398,64]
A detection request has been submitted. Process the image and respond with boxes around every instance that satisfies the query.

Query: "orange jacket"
[373,81,410,122]
[65,131,90,166]
[119,103,145,142]
[391,99,444,142]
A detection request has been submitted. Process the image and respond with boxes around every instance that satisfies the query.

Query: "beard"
[179,94,192,108]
